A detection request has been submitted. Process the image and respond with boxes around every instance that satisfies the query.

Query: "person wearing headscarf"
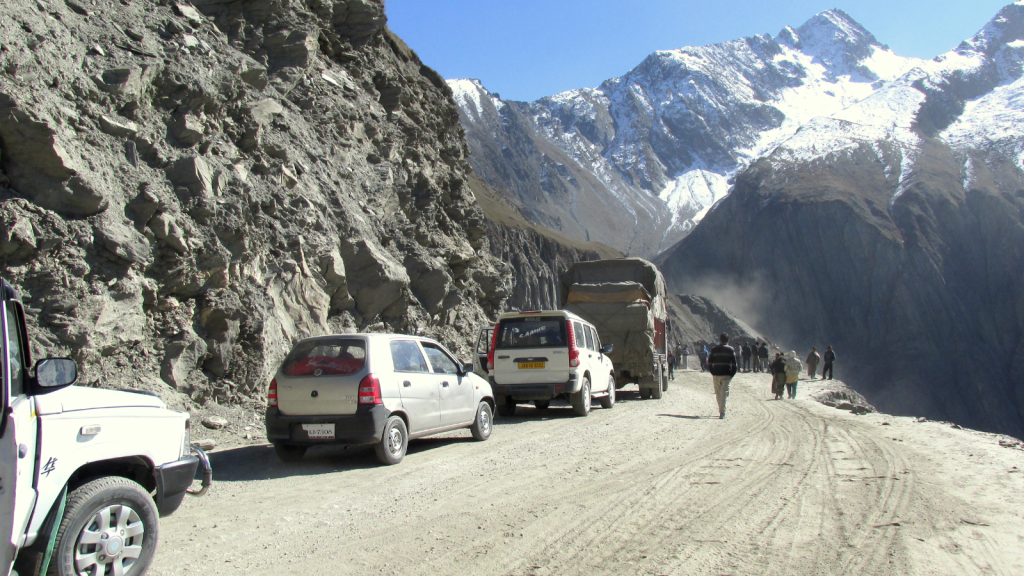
[769,352,787,400]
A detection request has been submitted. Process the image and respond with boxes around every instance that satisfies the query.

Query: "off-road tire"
[52,476,159,576]
[599,375,616,409]
[497,396,517,417]
[639,387,652,400]
[274,443,307,462]
[534,400,550,410]
[572,378,592,417]
[375,415,408,465]
[470,402,493,441]
[653,370,664,399]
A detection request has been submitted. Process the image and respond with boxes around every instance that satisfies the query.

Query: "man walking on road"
[698,344,709,372]
[758,342,769,373]
[822,346,835,380]
[741,342,752,373]
[806,347,820,379]
[668,350,675,380]
[707,334,738,419]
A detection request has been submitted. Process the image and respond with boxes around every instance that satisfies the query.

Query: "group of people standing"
[664,334,838,418]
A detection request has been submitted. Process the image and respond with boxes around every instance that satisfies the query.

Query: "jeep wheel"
[599,375,616,409]
[572,378,592,417]
[375,415,408,465]
[534,400,550,410]
[274,443,307,462]
[54,476,158,576]
[470,401,493,441]
[497,396,517,417]
[639,387,652,400]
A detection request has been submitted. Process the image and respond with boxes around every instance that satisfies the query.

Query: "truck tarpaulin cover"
[561,259,668,365]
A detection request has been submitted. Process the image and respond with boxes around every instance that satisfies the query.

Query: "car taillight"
[359,374,382,405]
[487,323,499,370]
[566,321,580,368]
[268,379,278,407]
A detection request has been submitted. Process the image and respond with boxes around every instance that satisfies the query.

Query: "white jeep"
[0,279,211,576]
[488,310,616,417]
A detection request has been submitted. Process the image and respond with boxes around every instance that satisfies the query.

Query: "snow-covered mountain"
[655,2,1024,438]
[449,9,927,256]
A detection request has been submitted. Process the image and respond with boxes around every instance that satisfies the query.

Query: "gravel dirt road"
[152,371,1024,575]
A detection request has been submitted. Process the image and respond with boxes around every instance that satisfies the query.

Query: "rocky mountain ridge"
[657,2,1024,438]
[0,0,606,408]
[449,9,925,256]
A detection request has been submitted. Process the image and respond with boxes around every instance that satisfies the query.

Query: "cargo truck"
[560,258,670,399]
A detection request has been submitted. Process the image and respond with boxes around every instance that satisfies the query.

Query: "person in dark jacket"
[707,334,738,418]
[769,353,787,400]
[822,346,836,380]
[758,342,769,373]
[668,351,675,380]
[741,343,752,372]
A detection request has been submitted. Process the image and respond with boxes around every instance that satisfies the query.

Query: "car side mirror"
[459,361,473,375]
[34,358,78,393]
[601,344,614,355]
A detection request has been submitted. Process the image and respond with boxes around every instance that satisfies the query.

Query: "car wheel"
[534,400,550,410]
[497,396,517,417]
[639,387,652,400]
[572,378,592,417]
[374,415,408,465]
[599,375,616,409]
[273,443,307,462]
[53,476,159,576]
[470,402,493,441]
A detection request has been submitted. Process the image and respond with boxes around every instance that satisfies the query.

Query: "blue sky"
[386,0,1012,102]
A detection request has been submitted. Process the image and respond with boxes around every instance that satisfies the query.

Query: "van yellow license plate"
[518,362,545,369]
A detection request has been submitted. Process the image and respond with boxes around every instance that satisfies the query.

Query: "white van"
[487,310,615,417]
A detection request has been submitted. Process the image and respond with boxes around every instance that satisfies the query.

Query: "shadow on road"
[206,435,477,482]
[657,414,703,419]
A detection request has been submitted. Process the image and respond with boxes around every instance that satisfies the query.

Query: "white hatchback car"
[488,310,615,417]
[265,334,495,465]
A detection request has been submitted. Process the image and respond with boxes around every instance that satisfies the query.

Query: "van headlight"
[181,417,192,458]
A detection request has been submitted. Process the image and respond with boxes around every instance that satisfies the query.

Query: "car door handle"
[441,381,449,387]
[403,381,411,387]
[18,444,27,459]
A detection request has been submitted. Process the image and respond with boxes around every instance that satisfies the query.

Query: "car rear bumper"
[264,405,390,446]
[492,377,576,401]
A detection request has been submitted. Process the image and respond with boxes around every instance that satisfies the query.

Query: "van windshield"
[282,338,366,376]
[496,317,567,349]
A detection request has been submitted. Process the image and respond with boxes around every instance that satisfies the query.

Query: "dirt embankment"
[156,371,1024,575]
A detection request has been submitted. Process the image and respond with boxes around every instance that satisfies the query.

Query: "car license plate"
[518,362,545,369]
[302,423,335,440]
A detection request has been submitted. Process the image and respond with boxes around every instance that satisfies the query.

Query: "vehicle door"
[422,342,475,426]
[591,328,612,392]
[390,340,440,433]
[473,328,493,379]
[582,324,599,376]
[0,300,37,572]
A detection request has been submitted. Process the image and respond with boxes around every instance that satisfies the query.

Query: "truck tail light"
[359,374,382,405]
[487,323,499,370]
[268,379,278,407]
[566,321,580,368]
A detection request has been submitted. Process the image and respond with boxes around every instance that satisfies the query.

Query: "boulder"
[148,213,189,254]
[201,416,228,430]
[170,115,205,147]
[93,216,152,266]
[167,156,214,199]
[249,99,283,126]
[99,115,139,138]
[319,250,355,312]
[339,238,410,320]
[161,329,208,390]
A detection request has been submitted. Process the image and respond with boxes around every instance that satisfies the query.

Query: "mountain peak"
[777,9,882,78]
[956,1,1024,57]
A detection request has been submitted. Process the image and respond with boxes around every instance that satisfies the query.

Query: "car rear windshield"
[496,316,567,349]
[282,338,367,376]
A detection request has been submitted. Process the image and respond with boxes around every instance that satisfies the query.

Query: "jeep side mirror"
[35,358,78,391]
[601,344,614,355]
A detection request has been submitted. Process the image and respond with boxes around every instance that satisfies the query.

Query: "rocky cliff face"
[0,0,520,406]
[449,9,925,257]
[657,3,1024,437]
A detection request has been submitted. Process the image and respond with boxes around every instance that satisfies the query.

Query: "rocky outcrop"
[666,294,766,352]
[657,138,1024,437]
[0,0,511,405]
